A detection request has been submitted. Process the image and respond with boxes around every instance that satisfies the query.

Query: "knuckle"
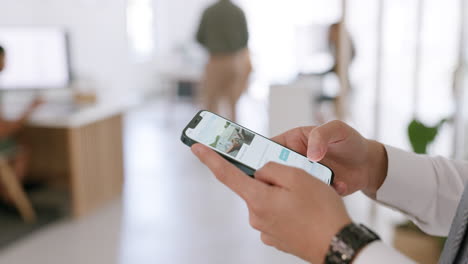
[330,119,344,127]
[255,162,276,179]
[249,199,262,214]
[262,161,280,173]
[249,215,263,231]
[311,128,324,142]
[253,167,265,179]
[244,186,260,201]
[210,161,232,181]
[213,165,227,181]
[261,234,274,246]
[249,199,267,217]
[262,162,276,171]
[330,120,349,136]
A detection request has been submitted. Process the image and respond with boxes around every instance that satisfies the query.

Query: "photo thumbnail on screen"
[208,121,255,158]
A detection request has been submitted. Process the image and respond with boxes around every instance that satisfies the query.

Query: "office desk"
[6,103,127,218]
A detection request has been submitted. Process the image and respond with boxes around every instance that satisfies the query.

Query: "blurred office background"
[0,0,466,263]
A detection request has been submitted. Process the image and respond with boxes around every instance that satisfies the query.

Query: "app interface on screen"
[185,111,332,184]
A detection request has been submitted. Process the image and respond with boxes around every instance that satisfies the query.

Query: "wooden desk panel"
[68,114,124,217]
[21,114,124,218]
[21,127,70,187]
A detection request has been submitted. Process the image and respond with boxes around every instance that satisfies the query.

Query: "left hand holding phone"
[191,143,351,264]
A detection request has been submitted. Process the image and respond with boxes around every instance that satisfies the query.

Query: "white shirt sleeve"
[353,241,416,264]
[377,145,468,236]
[351,146,468,263]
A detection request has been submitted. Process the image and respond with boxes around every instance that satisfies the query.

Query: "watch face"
[325,223,380,264]
[329,237,354,260]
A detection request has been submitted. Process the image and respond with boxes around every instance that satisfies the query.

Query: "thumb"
[307,120,349,161]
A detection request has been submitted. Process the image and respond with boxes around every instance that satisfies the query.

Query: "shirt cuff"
[376,145,436,222]
[353,241,415,264]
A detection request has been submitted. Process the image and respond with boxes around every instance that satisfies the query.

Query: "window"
[127,0,155,61]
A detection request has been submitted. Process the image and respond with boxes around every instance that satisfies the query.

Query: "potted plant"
[392,118,448,263]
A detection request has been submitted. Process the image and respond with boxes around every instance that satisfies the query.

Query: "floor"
[0,97,401,264]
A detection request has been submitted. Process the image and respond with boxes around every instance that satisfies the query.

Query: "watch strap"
[325,223,381,264]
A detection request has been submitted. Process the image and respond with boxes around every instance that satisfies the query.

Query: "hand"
[272,120,388,198]
[192,144,351,264]
[16,97,44,126]
[28,97,44,111]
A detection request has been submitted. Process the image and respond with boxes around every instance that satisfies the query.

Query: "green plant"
[407,118,447,154]
[401,117,449,250]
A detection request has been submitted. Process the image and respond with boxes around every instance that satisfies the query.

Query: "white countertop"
[3,101,133,128]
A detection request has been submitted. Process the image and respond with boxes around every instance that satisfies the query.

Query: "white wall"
[0,0,157,102]
[154,0,213,56]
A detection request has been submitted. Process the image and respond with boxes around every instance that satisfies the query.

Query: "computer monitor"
[0,27,71,90]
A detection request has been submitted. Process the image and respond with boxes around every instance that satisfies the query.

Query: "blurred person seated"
[196,0,252,122]
[0,45,43,200]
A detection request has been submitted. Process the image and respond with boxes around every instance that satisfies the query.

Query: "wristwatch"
[325,223,381,264]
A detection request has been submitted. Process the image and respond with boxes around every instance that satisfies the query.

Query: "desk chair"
[0,157,36,223]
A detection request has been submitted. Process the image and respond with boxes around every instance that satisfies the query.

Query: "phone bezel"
[181,110,334,185]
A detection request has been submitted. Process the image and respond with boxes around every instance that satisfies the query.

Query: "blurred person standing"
[196,0,252,122]
[328,21,355,94]
[316,21,355,122]
[0,45,42,198]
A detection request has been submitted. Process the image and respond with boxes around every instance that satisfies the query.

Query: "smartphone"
[181,110,334,185]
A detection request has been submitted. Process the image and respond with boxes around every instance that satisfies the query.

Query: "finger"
[255,162,303,188]
[192,144,268,201]
[307,120,350,161]
[249,209,265,231]
[271,126,314,156]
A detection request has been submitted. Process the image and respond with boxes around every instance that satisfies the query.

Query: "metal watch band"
[325,223,381,264]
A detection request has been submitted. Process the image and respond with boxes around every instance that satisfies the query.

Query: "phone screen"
[185,111,333,184]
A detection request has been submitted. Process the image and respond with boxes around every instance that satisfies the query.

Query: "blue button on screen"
[279,149,290,161]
